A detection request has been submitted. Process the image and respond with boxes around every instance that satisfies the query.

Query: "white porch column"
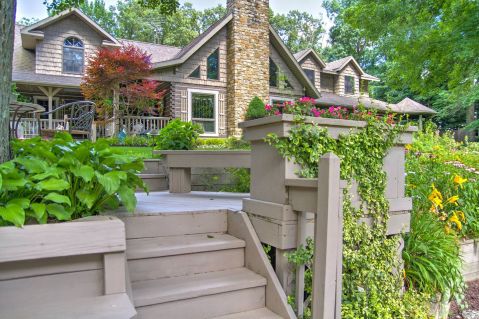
[39,86,62,129]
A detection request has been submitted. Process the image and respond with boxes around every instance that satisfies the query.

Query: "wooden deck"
[112,191,248,215]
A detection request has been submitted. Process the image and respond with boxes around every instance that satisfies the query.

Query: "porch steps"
[123,211,287,319]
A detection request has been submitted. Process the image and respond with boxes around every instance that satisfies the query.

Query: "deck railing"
[12,116,171,139]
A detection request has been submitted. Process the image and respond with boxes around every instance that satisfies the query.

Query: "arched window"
[63,37,84,74]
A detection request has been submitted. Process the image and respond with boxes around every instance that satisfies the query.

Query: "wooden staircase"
[121,210,295,319]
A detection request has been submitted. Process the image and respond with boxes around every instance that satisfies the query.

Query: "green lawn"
[111,146,155,159]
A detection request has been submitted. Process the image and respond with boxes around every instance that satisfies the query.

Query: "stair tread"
[138,173,167,178]
[132,267,266,307]
[209,308,283,319]
[127,233,245,260]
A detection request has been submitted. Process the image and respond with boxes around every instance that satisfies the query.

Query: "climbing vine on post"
[266,108,431,318]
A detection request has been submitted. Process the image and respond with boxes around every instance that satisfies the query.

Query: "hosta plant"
[0,133,146,227]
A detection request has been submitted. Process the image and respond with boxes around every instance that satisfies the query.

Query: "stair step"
[210,308,283,319]
[127,233,245,260]
[132,268,266,308]
[121,211,227,239]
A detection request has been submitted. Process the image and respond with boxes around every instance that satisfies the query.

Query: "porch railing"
[12,116,171,139]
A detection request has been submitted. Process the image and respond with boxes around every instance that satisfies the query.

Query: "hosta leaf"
[46,203,72,221]
[0,204,25,227]
[117,185,137,212]
[14,157,48,173]
[0,174,2,190]
[9,198,30,209]
[32,167,62,181]
[36,178,70,191]
[95,172,121,194]
[44,193,71,206]
[0,161,15,174]
[2,178,28,191]
[71,165,95,182]
[76,190,98,209]
[30,203,47,224]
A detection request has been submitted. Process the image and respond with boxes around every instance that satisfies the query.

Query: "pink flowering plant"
[263,97,396,123]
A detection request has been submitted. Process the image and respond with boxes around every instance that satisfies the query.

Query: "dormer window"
[345,76,355,95]
[63,37,84,74]
[304,69,315,84]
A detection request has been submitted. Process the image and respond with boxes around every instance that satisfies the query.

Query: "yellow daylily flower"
[405,144,412,151]
[449,214,462,231]
[454,175,467,188]
[455,211,466,222]
[446,195,459,205]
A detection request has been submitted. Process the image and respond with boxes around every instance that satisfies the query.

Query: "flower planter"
[461,239,479,281]
[239,114,417,250]
[0,216,135,317]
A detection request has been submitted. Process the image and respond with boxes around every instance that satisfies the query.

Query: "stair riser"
[121,212,227,239]
[129,249,244,282]
[135,286,265,319]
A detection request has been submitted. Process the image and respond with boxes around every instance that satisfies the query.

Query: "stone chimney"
[226,0,270,136]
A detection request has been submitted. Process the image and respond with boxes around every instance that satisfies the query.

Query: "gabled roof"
[390,97,437,115]
[20,8,120,49]
[325,56,380,81]
[152,13,233,69]
[269,27,320,98]
[294,48,326,69]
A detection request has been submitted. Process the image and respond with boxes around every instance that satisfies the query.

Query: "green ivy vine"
[266,114,431,318]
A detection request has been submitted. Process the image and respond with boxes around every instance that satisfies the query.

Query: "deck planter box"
[239,114,417,250]
[0,216,135,318]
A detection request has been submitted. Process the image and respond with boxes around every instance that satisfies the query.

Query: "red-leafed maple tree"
[81,45,165,133]
[121,80,168,117]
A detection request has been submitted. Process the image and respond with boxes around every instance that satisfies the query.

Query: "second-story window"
[269,57,278,87]
[207,49,219,80]
[304,69,315,84]
[63,37,84,74]
[345,76,355,94]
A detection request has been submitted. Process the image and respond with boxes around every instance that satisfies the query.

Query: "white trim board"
[187,88,219,137]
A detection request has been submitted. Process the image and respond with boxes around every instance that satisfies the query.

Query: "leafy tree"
[44,0,179,15]
[343,0,479,132]
[0,0,16,163]
[78,0,116,34]
[17,17,39,26]
[270,10,324,53]
[81,45,152,132]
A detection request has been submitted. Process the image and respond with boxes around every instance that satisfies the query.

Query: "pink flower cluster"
[299,97,316,104]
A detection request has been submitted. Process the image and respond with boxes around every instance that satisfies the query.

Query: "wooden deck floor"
[112,191,248,215]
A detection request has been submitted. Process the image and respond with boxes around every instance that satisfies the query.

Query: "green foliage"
[267,110,432,318]
[245,96,266,120]
[102,135,156,147]
[403,211,464,299]
[0,133,146,227]
[155,119,202,150]
[220,168,250,193]
[195,137,250,150]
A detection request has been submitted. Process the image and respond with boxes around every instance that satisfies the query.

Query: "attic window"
[207,49,219,80]
[189,66,200,79]
[63,37,84,74]
[304,69,315,84]
[345,76,355,95]
[269,58,278,87]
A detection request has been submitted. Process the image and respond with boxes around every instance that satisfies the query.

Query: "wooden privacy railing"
[286,153,344,319]
[121,116,170,134]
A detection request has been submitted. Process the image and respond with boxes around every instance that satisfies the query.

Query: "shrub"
[220,168,250,193]
[245,96,266,120]
[155,119,203,150]
[196,137,250,150]
[0,133,146,227]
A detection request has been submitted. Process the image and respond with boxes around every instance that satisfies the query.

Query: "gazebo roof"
[390,97,437,115]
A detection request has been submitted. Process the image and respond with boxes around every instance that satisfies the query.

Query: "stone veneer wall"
[226,0,270,136]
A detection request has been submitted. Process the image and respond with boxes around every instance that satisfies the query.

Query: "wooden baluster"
[295,210,308,317]
[312,153,342,319]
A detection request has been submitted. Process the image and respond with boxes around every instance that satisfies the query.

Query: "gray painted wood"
[295,210,308,316]
[104,252,126,295]
[312,153,342,319]
[0,217,125,263]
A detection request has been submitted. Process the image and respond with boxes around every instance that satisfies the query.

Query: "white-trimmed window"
[269,96,295,107]
[63,37,84,74]
[188,89,219,136]
[345,76,355,95]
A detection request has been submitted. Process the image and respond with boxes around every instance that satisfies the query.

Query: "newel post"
[312,153,342,319]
